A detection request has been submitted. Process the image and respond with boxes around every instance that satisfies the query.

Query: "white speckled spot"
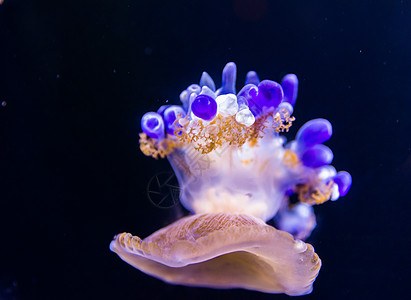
[235,108,255,126]
[216,94,239,117]
[294,239,307,253]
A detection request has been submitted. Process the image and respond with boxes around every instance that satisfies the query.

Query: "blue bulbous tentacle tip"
[237,84,258,99]
[191,94,218,121]
[245,71,260,86]
[157,105,169,116]
[301,144,334,168]
[163,105,186,135]
[296,118,333,149]
[200,72,216,92]
[333,171,352,196]
[281,74,299,107]
[188,84,201,95]
[219,62,237,95]
[254,80,284,111]
[237,84,258,115]
[141,112,165,139]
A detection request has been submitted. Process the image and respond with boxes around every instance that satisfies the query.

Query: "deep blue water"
[0,1,410,299]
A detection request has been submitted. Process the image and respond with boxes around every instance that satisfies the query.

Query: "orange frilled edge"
[139,109,295,157]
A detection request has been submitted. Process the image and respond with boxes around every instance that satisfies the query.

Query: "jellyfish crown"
[139,62,351,222]
[112,62,352,296]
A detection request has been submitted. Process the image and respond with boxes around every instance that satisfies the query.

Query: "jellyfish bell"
[112,62,352,295]
[110,212,321,296]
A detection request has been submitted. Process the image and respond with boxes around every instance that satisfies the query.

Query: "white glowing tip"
[235,108,255,126]
[317,166,337,181]
[216,94,239,117]
[331,183,340,201]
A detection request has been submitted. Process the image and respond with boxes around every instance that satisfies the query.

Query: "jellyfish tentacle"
[141,112,165,140]
[281,74,299,107]
[200,71,216,92]
[245,71,260,86]
[218,62,237,95]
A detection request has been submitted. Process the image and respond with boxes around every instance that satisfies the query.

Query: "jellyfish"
[110,62,352,296]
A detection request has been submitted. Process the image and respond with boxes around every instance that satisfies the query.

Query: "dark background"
[0,0,410,299]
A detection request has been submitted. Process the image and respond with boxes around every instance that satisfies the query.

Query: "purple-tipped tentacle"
[281,74,299,107]
[157,105,169,116]
[296,119,333,149]
[141,112,165,139]
[333,171,352,196]
[301,144,334,168]
[253,80,284,110]
[237,84,259,115]
[237,84,258,99]
[187,84,201,95]
[200,72,216,92]
[179,90,190,110]
[219,62,237,95]
[163,106,186,135]
[191,95,217,121]
[245,71,260,86]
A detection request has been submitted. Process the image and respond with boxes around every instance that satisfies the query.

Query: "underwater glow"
[110,62,352,296]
